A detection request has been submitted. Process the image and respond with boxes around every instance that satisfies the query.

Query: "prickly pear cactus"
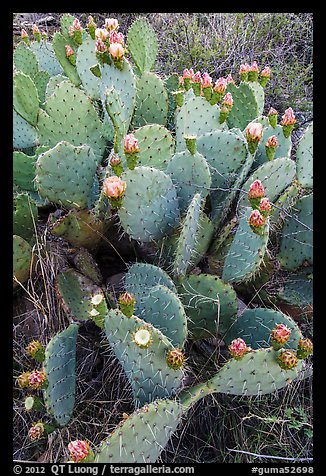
[104,309,184,407]
[43,323,79,426]
[13,234,33,290]
[94,399,183,463]
[118,166,180,242]
[277,193,313,270]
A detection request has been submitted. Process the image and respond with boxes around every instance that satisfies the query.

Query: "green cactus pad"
[226,81,263,130]
[60,14,76,38]
[118,166,180,242]
[52,32,81,86]
[269,181,301,230]
[238,157,296,211]
[35,141,98,208]
[14,42,39,78]
[104,309,184,406]
[95,399,183,463]
[177,273,238,340]
[100,59,136,137]
[197,129,249,223]
[13,151,37,191]
[49,208,108,251]
[277,193,313,270]
[134,284,188,348]
[222,207,269,283]
[166,151,211,215]
[277,268,313,311]
[165,73,179,127]
[37,81,107,163]
[175,96,226,152]
[71,248,103,285]
[13,193,38,243]
[43,323,79,426]
[33,70,50,105]
[132,72,169,128]
[224,308,303,350]
[125,262,177,298]
[206,347,304,396]
[76,35,101,99]
[13,234,33,290]
[56,269,108,327]
[125,124,175,171]
[127,17,158,74]
[30,40,63,76]
[296,122,313,188]
[13,110,38,150]
[13,72,39,126]
[172,193,203,277]
[45,74,67,99]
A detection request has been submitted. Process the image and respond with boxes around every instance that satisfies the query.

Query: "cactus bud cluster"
[268,107,278,128]
[247,180,272,234]
[103,176,127,209]
[68,440,95,463]
[166,348,185,370]
[265,135,278,161]
[123,134,140,170]
[270,324,291,350]
[245,122,264,154]
[281,107,296,138]
[118,292,136,317]
[26,340,45,363]
[228,338,251,360]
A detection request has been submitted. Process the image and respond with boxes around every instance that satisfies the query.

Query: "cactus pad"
[178,273,238,340]
[118,166,180,242]
[37,80,107,163]
[104,309,184,406]
[30,40,63,76]
[277,193,313,270]
[226,81,263,130]
[56,269,108,327]
[296,122,313,189]
[76,35,101,100]
[125,262,177,298]
[95,399,183,463]
[13,193,38,243]
[43,323,79,426]
[132,72,169,128]
[13,72,39,126]
[35,141,99,208]
[127,18,158,74]
[166,151,211,214]
[13,234,33,290]
[222,207,269,283]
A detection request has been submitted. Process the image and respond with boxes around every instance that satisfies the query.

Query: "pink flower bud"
[32,24,40,35]
[228,338,251,359]
[201,72,213,88]
[261,66,271,77]
[250,61,259,72]
[213,77,227,94]
[104,18,119,31]
[245,122,264,142]
[28,422,45,441]
[109,42,125,60]
[95,39,106,53]
[222,92,233,107]
[87,16,96,27]
[281,107,296,126]
[183,68,194,79]
[21,29,28,38]
[65,44,74,57]
[95,27,110,42]
[265,135,278,148]
[226,74,235,84]
[192,71,202,83]
[103,176,126,198]
[68,440,92,463]
[109,155,121,166]
[248,179,265,199]
[72,18,82,30]
[268,107,278,116]
[123,134,140,154]
[271,324,291,348]
[239,63,250,73]
[248,209,266,228]
[178,76,184,86]
[109,30,124,45]
[119,292,135,306]
[28,370,46,389]
[259,197,272,213]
